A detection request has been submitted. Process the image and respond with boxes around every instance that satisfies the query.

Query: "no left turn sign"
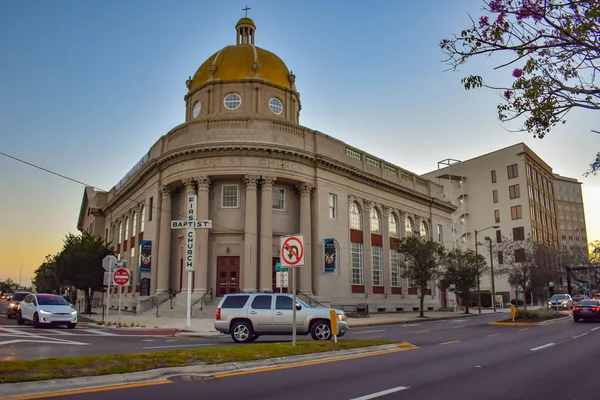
[280,234,305,267]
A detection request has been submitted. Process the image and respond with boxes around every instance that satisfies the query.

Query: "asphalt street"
[27,315,600,400]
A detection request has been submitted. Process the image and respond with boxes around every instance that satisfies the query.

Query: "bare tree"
[496,236,538,309]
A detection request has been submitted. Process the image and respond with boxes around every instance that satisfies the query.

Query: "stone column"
[243,175,259,292]
[181,178,196,295]
[194,176,211,295]
[382,206,392,295]
[156,185,172,294]
[259,176,277,292]
[362,199,373,293]
[299,182,314,293]
[133,202,144,289]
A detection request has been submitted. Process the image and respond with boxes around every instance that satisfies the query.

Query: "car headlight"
[71,311,77,315]
[337,313,346,321]
[8,303,15,308]
[39,310,52,315]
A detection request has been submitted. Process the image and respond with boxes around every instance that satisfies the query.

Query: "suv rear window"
[221,295,250,309]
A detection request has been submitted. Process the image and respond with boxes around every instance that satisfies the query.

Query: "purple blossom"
[489,0,505,13]
[512,68,523,78]
[479,16,490,27]
[504,90,513,100]
[496,11,506,25]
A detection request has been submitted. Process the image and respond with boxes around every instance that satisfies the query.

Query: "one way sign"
[280,234,305,267]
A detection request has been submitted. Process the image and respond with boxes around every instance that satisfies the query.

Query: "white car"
[17,293,77,328]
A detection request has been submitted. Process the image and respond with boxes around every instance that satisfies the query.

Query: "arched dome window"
[224,93,241,110]
[269,98,283,114]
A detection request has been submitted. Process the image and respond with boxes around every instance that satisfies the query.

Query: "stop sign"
[113,268,130,286]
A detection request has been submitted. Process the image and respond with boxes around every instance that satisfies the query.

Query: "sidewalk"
[79,306,517,337]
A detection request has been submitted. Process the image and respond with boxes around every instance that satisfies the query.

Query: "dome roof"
[189,17,295,92]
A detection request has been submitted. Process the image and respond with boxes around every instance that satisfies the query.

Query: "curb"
[489,315,571,326]
[0,344,405,399]
[174,331,224,339]
[347,312,489,327]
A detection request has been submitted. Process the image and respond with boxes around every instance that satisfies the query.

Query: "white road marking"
[0,338,90,346]
[142,344,212,349]
[530,343,555,351]
[350,386,410,399]
[84,329,117,336]
[353,330,384,335]
[50,330,75,335]
[573,332,589,339]
[591,327,600,332]
[403,324,420,327]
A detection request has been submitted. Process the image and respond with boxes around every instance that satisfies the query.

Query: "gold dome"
[189,17,294,92]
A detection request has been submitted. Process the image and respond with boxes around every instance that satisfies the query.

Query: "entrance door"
[216,256,240,297]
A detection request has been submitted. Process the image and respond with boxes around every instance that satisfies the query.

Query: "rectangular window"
[384,164,397,175]
[514,248,526,262]
[509,184,520,199]
[494,209,500,223]
[528,185,533,199]
[328,194,337,219]
[496,230,502,243]
[221,184,239,208]
[493,190,498,203]
[148,197,153,221]
[140,206,145,233]
[513,226,525,241]
[507,164,519,179]
[491,170,497,183]
[511,205,523,220]
[391,251,401,287]
[372,247,383,286]
[346,148,361,160]
[272,188,285,210]
[351,243,363,285]
[497,251,504,265]
[526,164,531,178]
[365,157,380,168]
[437,224,443,243]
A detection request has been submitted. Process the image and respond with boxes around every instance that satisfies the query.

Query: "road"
[6,312,600,399]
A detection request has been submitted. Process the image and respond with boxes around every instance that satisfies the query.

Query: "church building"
[77,15,456,313]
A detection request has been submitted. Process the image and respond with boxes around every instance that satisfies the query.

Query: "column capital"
[261,176,277,190]
[398,211,408,223]
[382,205,392,218]
[182,177,197,194]
[348,195,357,204]
[195,176,211,190]
[363,199,374,212]
[244,175,260,189]
[297,182,314,196]
[159,185,171,198]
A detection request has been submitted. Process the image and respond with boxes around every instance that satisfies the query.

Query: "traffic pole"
[292,266,296,347]
[186,270,192,329]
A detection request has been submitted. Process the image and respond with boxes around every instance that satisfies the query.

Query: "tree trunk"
[88,289,94,315]
[464,292,470,314]
[84,288,91,315]
[419,293,425,317]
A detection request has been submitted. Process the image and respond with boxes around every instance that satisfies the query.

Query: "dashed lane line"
[591,327,600,332]
[350,385,410,399]
[353,330,384,335]
[413,330,430,334]
[519,328,529,331]
[439,340,460,345]
[573,332,589,339]
[530,343,555,351]
[486,333,501,337]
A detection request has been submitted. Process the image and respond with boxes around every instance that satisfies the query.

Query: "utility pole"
[19,265,22,287]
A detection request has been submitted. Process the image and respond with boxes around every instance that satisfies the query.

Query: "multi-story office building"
[422,143,560,306]
[554,174,589,258]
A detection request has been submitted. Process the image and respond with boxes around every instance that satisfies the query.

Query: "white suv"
[214,292,348,343]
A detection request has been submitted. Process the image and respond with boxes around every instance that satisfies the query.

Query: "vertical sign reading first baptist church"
[324,238,337,273]
[140,240,152,273]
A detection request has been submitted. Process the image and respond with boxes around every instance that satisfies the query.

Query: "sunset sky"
[1,0,597,286]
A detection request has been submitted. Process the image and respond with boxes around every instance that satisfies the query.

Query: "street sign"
[280,234,305,267]
[171,220,212,229]
[102,255,118,272]
[275,262,288,272]
[276,271,288,289]
[113,268,130,286]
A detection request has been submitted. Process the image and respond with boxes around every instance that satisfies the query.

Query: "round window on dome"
[192,101,201,118]
[269,98,283,115]
[224,93,241,110]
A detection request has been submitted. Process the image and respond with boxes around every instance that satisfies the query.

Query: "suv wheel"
[231,321,253,343]
[310,320,332,341]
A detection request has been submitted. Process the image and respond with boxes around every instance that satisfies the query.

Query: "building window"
[528,185,533,199]
[148,197,153,221]
[372,247,383,286]
[132,212,137,237]
[140,206,145,233]
[224,93,241,110]
[221,184,239,208]
[389,213,399,237]
[351,243,363,285]
[328,194,337,219]
[507,164,519,179]
[384,165,397,175]
[491,170,497,183]
[118,221,123,243]
[420,220,428,238]
[346,148,361,160]
[511,205,523,220]
[269,98,283,115]
[509,184,521,199]
[391,251,401,287]
[365,157,380,168]
[371,208,381,234]
[405,217,414,236]
[437,224,443,243]
[497,251,504,264]
[494,209,500,223]
[514,248,526,262]
[496,229,502,243]
[513,227,525,241]
[349,201,362,230]
[273,188,285,210]
[493,190,498,203]
[526,164,531,178]
[192,101,201,118]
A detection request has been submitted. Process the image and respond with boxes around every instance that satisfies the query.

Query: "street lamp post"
[474,225,500,314]
[485,236,496,312]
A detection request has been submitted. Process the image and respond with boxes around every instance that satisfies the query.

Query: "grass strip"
[501,308,567,322]
[0,340,392,384]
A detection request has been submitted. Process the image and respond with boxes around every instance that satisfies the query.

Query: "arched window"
[125,216,130,239]
[140,206,145,233]
[370,208,381,234]
[389,213,399,238]
[118,221,123,243]
[420,220,428,238]
[132,212,137,237]
[349,201,362,230]
[405,217,414,237]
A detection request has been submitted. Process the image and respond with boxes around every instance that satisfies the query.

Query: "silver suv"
[214,292,349,343]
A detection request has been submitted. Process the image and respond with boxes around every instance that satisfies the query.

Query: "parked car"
[16,293,77,328]
[573,299,600,322]
[6,291,29,319]
[548,293,573,309]
[214,292,348,343]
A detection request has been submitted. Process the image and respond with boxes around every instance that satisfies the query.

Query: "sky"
[0,0,597,287]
